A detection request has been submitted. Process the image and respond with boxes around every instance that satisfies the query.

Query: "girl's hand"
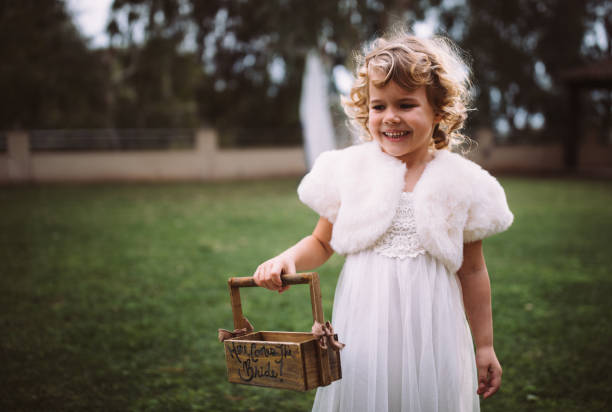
[475,346,502,399]
[253,255,296,293]
[252,219,333,294]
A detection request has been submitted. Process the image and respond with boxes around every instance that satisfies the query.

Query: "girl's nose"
[383,110,400,124]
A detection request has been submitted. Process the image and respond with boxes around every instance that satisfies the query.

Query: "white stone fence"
[0,128,610,183]
[0,129,307,182]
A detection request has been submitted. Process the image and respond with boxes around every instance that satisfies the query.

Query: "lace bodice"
[370,192,426,259]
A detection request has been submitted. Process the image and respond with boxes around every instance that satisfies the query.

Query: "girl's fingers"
[479,365,502,399]
[253,263,274,290]
[262,265,278,290]
[483,380,500,398]
[482,378,499,398]
[257,261,281,290]
[484,367,502,399]
[253,266,263,286]
[477,365,488,395]
[269,262,284,287]
[253,258,297,292]
[278,261,296,293]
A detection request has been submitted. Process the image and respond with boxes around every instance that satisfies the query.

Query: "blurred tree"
[581,0,611,146]
[109,35,202,128]
[0,0,110,129]
[106,0,202,129]
[109,0,430,145]
[2,0,608,149]
[438,0,610,144]
[108,0,609,146]
[189,0,435,146]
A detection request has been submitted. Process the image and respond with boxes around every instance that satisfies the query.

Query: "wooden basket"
[219,273,342,391]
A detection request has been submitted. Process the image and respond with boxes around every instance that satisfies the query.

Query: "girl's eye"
[400,103,417,109]
[371,105,385,111]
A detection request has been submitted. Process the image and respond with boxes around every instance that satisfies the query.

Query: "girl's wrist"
[281,250,296,263]
[473,335,494,350]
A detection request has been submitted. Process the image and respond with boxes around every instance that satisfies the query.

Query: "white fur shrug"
[297,141,513,273]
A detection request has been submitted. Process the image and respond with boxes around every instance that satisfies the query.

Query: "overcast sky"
[67,0,113,48]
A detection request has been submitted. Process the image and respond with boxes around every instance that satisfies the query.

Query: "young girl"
[253,30,513,412]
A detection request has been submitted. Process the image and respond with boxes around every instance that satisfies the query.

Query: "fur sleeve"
[297,150,341,223]
[463,168,514,243]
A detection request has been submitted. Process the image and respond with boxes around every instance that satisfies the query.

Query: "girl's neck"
[396,146,433,170]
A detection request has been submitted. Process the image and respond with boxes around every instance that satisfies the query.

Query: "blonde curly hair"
[343,30,473,150]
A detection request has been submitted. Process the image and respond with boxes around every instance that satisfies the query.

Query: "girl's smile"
[382,129,411,141]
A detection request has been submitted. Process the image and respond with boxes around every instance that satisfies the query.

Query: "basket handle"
[227,272,325,331]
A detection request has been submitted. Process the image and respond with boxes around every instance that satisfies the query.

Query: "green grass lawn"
[1,177,611,411]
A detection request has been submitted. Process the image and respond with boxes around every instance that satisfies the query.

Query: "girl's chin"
[378,144,408,157]
[376,139,430,159]
[377,138,408,151]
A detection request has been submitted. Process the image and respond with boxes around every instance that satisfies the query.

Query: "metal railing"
[217,126,303,148]
[27,129,195,151]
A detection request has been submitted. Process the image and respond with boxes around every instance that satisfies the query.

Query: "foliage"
[0,0,609,145]
[439,0,607,142]
[110,35,202,129]
[1,177,612,410]
[0,0,110,129]
[108,0,610,144]
[108,0,432,145]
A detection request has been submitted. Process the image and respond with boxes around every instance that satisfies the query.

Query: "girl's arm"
[457,240,502,399]
[253,217,334,292]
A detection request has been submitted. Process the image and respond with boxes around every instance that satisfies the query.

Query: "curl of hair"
[342,29,473,150]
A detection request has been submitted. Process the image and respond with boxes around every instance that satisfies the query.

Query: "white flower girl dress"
[312,191,479,412]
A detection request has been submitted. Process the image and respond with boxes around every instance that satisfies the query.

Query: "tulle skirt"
[312,250,479,412]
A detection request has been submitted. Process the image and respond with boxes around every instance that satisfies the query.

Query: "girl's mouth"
[382,131,410,141]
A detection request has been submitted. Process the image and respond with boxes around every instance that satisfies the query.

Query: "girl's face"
[367,72,439,163]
